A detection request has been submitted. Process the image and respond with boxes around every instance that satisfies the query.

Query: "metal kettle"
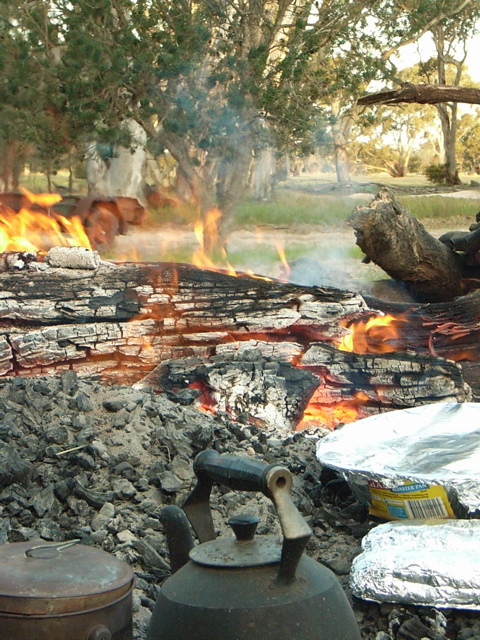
[147,450,362,640]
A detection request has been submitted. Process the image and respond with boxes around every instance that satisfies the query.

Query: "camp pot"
[0,539,134,640]
[147,450,362,640]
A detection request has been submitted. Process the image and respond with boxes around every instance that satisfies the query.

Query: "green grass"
[236,190,369,228]
[399,195,480,225]
[17,169,480,232]
[19,170,87,194]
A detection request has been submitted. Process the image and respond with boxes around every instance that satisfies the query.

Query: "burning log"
[0,254,366,382]
[0,189,146,251]
[0,248,477,430]
[298,343,470,428]
[348,189,478,303]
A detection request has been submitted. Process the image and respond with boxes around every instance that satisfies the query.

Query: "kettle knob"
[227,514,259,541]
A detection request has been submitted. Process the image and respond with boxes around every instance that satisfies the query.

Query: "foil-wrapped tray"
[316,403,480,519]
[350,519,480,609]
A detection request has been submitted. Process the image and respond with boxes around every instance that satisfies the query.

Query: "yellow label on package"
[368,480,455,520]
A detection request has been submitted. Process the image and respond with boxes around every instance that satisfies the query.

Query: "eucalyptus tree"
[310,0,480,186]
[47,0,381,249]
[416,12,480,184]
[2,0,477,249]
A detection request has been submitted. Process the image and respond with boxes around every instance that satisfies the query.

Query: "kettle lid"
[190,514,282,568]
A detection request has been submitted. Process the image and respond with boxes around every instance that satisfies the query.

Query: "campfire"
[1,190,480,640]
[0,191,477,432]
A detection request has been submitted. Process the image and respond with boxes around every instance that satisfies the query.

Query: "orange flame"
[192,208,222,269]
[296,391,370,431]
[337,314,407,354]
[275,240,290,278]
[0,188,92,253]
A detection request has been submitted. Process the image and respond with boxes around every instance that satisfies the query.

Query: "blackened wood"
[348,189,465,302]
[0,260,366,379]
[300,343,470,412]
[143,350,320,432]
[0,256,478,402]
[439,227,480,255]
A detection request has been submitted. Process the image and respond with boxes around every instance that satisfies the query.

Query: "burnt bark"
[348,189,466,302]
[0,251,478,421]
[300,342,469,414]
[0,259,366,382]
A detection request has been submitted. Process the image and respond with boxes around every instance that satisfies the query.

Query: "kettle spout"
[159,505,194,574]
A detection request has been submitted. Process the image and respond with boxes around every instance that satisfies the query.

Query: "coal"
[0,371,476,639]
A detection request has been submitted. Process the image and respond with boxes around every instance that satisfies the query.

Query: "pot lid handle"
[183,450,311,582]
[25,539,80,559]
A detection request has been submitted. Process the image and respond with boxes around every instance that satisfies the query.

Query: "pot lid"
[190,516,283,568]
[0,540,134,615]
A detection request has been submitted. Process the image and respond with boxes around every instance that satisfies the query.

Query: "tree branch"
[357,83,480,107]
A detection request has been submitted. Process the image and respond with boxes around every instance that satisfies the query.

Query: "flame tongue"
[337,314,407,354]
[0,188,92,253]
[296,391,370,431]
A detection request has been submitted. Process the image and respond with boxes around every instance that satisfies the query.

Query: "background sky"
[395,31,480,81]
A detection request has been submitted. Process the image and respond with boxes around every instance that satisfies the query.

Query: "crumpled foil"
[350,519,480,609]
[316,403,480,517]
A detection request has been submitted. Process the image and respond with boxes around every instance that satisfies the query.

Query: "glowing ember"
[337,314,407,354]
[188,380,216,414]
[296,391,370,431]
[0,188,92,253]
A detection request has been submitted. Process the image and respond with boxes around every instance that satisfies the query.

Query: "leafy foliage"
[424,163,447,184]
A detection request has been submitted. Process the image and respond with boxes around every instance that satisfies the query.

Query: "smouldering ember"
[0,188,92,253]
[295,391,370,431]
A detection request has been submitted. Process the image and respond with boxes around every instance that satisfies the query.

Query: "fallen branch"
[357,83,480,107]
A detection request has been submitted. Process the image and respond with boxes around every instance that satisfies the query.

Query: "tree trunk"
[252,148,276,201]
[332,112,352,186]
[432,24,462,186]
[437,102,460,185]
[217,142,252,249]
[86,120,147,204]
[348,189,465,302]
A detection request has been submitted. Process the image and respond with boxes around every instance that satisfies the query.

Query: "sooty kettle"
[147,450,362,640]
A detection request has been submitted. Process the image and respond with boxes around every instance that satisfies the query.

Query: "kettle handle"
[182,450,312,582]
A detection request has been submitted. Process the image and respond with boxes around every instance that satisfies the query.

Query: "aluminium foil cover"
[316,403,480,519]
[350,519,480,609]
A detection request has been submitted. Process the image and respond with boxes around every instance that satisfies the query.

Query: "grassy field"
[146,172,480,230]
[16,170,480,280]
[18,169,480,230]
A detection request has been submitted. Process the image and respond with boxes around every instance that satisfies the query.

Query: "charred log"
[439,227,480,256]
[141,342,470,431]
[0,256,366,381]
[348,189,473,302]
[0,250,479,426]
[300,343,470,411]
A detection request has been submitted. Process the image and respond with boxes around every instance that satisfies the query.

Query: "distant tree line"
[0,1,479,249]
